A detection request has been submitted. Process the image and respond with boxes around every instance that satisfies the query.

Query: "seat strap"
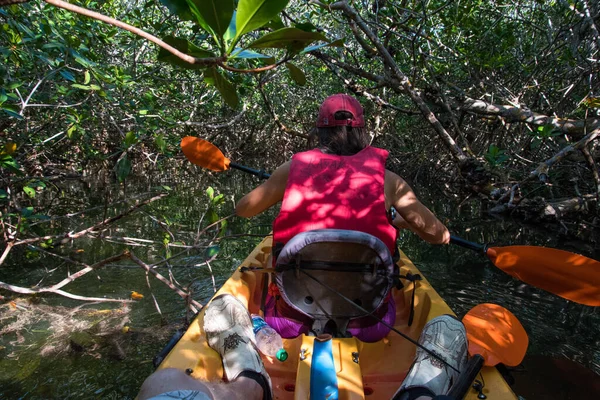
[260,272,270,313]
[406,272,422,326]
[391,272,422,326]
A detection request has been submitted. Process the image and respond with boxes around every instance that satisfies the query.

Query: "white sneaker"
[203,294,272,400]
[393,315,468,399]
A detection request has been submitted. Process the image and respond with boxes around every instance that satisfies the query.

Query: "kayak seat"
[274,229,397,338]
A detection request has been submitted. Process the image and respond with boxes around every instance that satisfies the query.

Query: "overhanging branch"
[461,98,600,138]
[0,0,226,66]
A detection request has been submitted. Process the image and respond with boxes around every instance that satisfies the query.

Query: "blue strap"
[310,336,339,400]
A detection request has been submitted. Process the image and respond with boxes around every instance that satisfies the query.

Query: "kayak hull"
[157,236,518,399]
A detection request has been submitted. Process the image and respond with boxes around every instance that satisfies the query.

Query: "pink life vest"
[272,146,397,256]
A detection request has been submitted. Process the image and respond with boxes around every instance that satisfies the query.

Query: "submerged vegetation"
[0,0,599,397]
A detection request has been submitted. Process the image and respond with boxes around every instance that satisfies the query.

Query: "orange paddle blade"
[486,246,600,306]
[463,303,528,367]
[180,136,231,172]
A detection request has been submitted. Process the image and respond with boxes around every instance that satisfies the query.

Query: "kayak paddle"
[181,136,600,307]
[463,303,528,367]
[450,235,600,307]
[181,136,270,179]
[447,303,527,399]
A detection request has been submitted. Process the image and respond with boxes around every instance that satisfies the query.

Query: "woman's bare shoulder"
[384,169,407,188]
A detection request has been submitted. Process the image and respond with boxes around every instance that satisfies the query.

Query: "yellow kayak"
[155,236,518,400]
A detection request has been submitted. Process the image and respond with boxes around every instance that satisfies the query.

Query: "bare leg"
[137,368,263,400]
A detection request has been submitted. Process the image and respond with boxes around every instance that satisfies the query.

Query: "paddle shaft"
[230,162,270,180]
[449,235,487,253]
[447,354,485,399]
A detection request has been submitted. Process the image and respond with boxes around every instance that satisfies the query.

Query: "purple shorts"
[263,293,396,343]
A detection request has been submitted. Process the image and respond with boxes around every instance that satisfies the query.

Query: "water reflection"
[0,168,598,399]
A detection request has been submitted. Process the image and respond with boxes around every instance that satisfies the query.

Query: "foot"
[392,315,468,399]
[203,294,273,400]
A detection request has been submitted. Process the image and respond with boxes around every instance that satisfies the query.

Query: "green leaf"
[30,180,46,189]
[212,193,225,205]
[157,36,215,70]
[285,62,306,86]
[23,186,35,198]
[295,22,317,32]
[207,209,219,224]
[266,16,285,30]
[21,207,34,218]
[230,48,274,62]
[115,155,131,182]
[0,154,21,173]
[224,11,237,44]
[204,67,239,108]
[71,84,92,90]
[6,82,23,90]
[159,0,194,21]
[83,70,91,85]
[204,244,220,259]
[0,189,8,200]
[59,70,76,82]
[301,38,344,54]
[124,131,138,147]
[206,186,215,200]
[535,125,554,138]
[191,0,234,37]
[1,106,23,120]
[70,50,95,68]
[246,27,327,51]
[186,0,216,36]
[155,135,167,153]
[234,0,290,45]
[67,124,77,139]
[219,220,228,237]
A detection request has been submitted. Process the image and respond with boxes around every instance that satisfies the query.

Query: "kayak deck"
[157,236,517,399]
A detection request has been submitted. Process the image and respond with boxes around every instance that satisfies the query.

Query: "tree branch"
[41,0,225,67]
[320,57,418,114]
[128,251,202,313]
[258,86,308,139]
[10,193,168,249]
[0,280,131,303]
[461,98,600,138]
[529,128,600,181]
[327,1,468,163]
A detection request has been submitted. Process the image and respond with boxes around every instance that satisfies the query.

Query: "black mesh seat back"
[275,229,395,323]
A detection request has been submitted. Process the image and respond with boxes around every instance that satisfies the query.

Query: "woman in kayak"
[235,93,450,342]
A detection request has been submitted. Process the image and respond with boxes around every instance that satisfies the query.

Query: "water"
[0,167,598,399]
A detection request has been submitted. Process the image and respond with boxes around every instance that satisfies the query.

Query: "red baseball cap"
[316,94,365,128]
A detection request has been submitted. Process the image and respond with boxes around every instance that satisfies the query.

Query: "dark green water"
[0,168,598,399]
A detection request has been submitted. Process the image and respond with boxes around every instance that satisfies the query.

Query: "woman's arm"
[385,170,450,244]
[235,161,291,218]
